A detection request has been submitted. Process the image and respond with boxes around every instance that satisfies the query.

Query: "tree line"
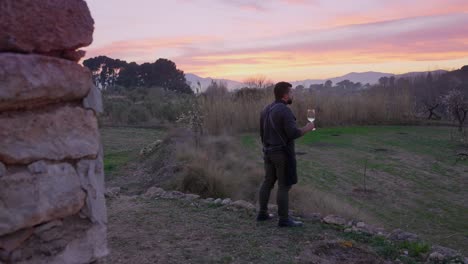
[83,56,193,94]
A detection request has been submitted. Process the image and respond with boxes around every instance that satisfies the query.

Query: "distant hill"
[185,73,243,92]
[186,70,449,91]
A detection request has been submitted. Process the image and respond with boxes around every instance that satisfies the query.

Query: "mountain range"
[185,70,448,91]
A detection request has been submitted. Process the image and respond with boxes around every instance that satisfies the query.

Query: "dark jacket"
[260,100,303,185]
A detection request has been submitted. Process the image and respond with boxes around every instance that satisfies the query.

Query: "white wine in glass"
[307,109,316,123]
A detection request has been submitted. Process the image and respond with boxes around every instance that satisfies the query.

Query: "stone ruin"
[0,1,108,263]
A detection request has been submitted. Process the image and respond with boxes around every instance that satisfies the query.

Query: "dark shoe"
[278,218,303,227]
[256,213,274,221]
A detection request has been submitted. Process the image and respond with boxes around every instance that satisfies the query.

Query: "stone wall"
[0,1,108,263]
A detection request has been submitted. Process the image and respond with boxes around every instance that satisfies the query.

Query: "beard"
[286,98,293,104]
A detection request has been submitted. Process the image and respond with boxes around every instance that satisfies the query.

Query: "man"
[257,82,315,227]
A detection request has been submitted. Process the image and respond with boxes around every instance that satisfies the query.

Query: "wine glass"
[307,109,316,130]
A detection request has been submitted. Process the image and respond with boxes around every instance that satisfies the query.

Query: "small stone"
[184,194,200,200]
[428,252,444,261]
[430,245,461,259]
[322,215,347,226]
[205,198,214,202]
[221,198,232,205]
[229,200,255,210]
[213,198,222,205]
[388,229,419,242]
[142,187,164,198]
[0,162,5,177]
[344,228,353,233]
[105,187,121,199]
[27,160,48,174]
[356,222,366,228]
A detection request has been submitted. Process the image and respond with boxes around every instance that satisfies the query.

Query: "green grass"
[238,125,468,254]
[100,127,165,177]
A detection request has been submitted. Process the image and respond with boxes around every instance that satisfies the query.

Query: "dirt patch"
[296,240,386,264]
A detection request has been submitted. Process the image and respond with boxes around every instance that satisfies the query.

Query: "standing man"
[257,82,315,227]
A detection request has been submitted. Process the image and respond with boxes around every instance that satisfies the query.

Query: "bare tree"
[243,75,273,89]
[442,89,468,132]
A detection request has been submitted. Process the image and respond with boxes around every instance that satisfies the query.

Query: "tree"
[295,85,305,91]
[84,56,193,94]
[83,56,127,89]
[336,80,353,89]
[116,62,142,88]
[243,75,273,89]
[140,59,193,94]
[442,89,468,132]
[324,80,333,88]
[378,76,389,88]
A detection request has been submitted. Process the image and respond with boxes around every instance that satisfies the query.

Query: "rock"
[143,187,165,198]
[104,187,121,199]
[322,215,347,226]
[76,151,107,226]
[44,224,108,264]
[139,140,163,157]
[268,204,278,211]
[388,229,419,242]
[82,85,103,114]
[221,198,232,205]
[0,228,33,252]
[213,198,222,205]
[0,0,94,56]
[0,162,5,177]
[33,220,63,235]
[351,221,377,235]
[184,194,200,200]
[27,160,48,174]
[0,163,86,236]
[0,106,99,165]
[428,252,444,262]
[0,53,92,112]
[228,200,255,210]
[205,198,214,202]
[429,245,461,260]
[356,221,366,228]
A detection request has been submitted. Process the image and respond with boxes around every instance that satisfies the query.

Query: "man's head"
[274,81,293,104]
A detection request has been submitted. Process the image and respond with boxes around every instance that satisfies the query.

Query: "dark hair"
[274,82,292,100]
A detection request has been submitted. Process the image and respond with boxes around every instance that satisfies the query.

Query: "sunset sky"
[85,0,468,82]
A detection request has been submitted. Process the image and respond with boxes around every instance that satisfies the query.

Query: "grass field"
[101,125,468,254]
[240,125,468,254]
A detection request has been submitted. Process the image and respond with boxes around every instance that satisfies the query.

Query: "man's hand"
[300,122,315,135]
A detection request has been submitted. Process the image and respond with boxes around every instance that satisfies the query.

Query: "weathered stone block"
[0,106,99,165]
[0,53,92,112]
[0,163,86,236]
[0,0,94,55]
